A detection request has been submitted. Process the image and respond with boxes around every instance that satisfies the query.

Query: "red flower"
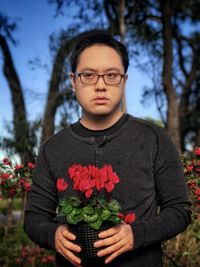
[47,255,54,262]
[94,177,105,191]
[28,162,35,169]
[56,178,68,191]
[15,164,24,169]
[85,188,93,198]
[105,180,114,193]
[41,257,48,264]
[15,258,21,264]
[118,212,125,219]
[188,180,196,188]
[0,173,11,179]
[186,165,193,172]
[22,246,27,257]
[9,188,17,197]
[24,182,31,192]
[194,189,200,195]
[2,158,10,165]
[124,213,136,224]
[195,148,200,156]
[68,164,82,179]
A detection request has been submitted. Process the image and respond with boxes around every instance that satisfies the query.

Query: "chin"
[92,111,111,117]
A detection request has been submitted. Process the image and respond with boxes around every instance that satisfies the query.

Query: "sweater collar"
[70,113,129,140]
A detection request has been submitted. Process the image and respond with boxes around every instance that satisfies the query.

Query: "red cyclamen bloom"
[85,188,93,198]
[67,164,120,198]
[124,213,136,224]
[56,178,68,191]
[118,212,125,219]
[195,148,200,156]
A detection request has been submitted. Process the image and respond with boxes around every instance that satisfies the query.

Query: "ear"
[70,72,76,93]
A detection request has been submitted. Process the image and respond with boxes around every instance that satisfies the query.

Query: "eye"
[106,73,119,79]
[82,73,96,79]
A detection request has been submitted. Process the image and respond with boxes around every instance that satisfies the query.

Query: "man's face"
[70,44,127,117]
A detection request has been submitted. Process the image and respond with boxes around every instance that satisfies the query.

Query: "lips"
[93,97,109,104]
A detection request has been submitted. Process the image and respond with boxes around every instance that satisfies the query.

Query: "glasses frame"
[75,72,126,85]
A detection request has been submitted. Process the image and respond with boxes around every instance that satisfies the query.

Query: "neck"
[80,111,124,130]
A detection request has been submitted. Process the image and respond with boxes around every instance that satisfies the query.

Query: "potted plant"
[56,163,135,266]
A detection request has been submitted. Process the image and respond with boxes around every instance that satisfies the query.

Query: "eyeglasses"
[75,72,125,85]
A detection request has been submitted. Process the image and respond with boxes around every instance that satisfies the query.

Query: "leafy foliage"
[0,223,55,267]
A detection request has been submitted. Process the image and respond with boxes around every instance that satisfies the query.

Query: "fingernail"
[97,251,103,257]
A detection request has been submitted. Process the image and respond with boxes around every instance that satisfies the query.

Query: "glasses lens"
[81,73,98,84]
[104,74,122,85]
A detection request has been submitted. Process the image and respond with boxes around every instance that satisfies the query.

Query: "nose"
[95,76,107,92]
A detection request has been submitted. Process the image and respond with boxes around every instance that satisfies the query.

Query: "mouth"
[93,97,109,104]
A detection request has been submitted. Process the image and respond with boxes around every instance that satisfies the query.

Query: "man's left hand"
[94,223,134,264]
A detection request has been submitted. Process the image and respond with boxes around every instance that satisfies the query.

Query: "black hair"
[70,32,129,73]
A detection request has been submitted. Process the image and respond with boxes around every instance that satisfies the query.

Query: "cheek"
[75,91,90,107]
[113,88,124,100]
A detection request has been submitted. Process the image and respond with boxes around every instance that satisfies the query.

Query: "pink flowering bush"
[182,147,200,219]
[0,158,34,198]
[57,164,136,230]
[14,245,55,267]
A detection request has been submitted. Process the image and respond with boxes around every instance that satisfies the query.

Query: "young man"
[24,33,191,267]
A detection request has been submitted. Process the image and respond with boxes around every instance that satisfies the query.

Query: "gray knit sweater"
[24,114,191,267]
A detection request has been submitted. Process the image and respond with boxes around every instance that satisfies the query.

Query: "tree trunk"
[0,35,32,163]
[118,0,127,113]
[160,0,181,151]
[175,32,199,151]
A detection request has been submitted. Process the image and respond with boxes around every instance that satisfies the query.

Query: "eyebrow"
[79,67,122,73]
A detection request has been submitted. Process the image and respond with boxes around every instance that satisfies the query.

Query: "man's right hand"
[55,224,82,267]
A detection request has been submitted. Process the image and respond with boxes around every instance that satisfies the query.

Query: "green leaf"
[89,218,103,230]
[97,197,107,208]
[70,196,81,207]
[83,205,95,214]
[66,208,80,225]
[74,207,82,215]
[74,213,83,224]
[108,199,121,212]
[59,198,71,207]
[89,196,97,206]
[59,203,73,215]
[67,212,77,224]
[109,216,121,224]
[83,212,98,223]
[59,200,73,215]
[101,209,111,221]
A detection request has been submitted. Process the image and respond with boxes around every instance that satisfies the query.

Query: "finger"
[61,238,81,253]
[98,226,120,238]
[62,229,76,240]
[59,245,82,266]
[94,234,120,248]
[97,240,124,257]
[105,246,125,264]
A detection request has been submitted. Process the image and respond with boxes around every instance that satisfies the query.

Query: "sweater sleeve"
[24,143,60,249]
[131,127,191,250]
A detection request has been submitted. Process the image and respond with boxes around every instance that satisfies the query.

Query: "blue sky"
[0,0,159,158]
